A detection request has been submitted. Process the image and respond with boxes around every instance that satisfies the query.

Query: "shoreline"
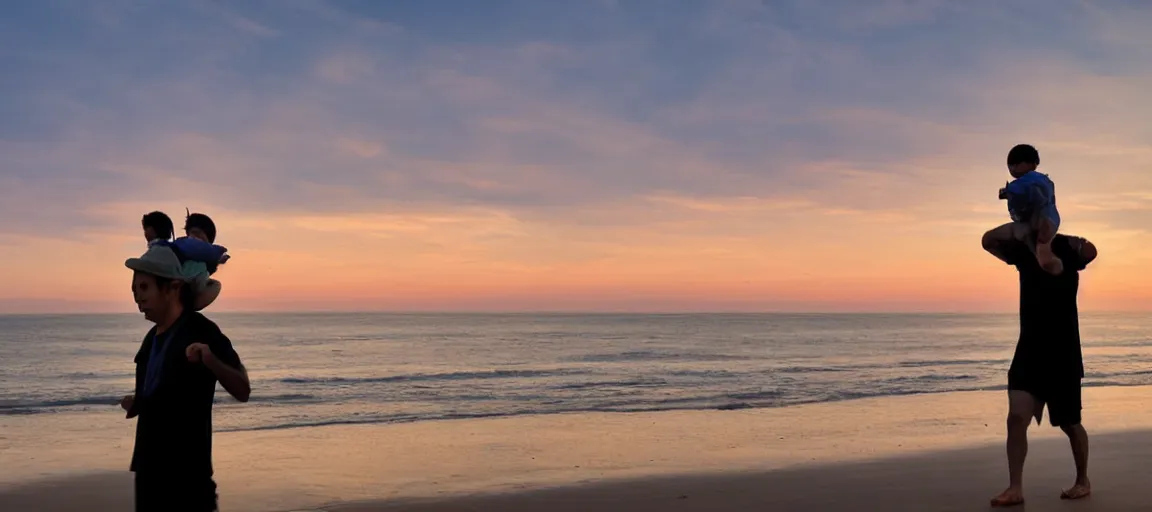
[5,386,1152,511]
[9,380,1152,435]
[211,380,1152,434]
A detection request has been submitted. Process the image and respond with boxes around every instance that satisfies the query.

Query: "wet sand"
[4,387,1152,511]
[333,431,1151,512]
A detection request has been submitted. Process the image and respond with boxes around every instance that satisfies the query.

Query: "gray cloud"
[3,0,1152,238]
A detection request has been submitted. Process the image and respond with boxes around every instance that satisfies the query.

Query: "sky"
[2,0,1151,314]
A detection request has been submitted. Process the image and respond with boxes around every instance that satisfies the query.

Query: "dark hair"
[184,210,217,243]
[1007,144,1040,166]
[155,275,196,310]
[142,211,174,240]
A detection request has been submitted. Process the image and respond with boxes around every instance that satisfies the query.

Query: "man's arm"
[208,357,251,403]
[187,343,250,402]
[186,330,251,402]
[1083,240,1098,264]
[1062,235,1098,270]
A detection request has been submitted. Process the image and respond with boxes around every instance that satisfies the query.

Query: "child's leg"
[193,278,222,311]
[1034,215,1057,246]
[1033,216,1063,275]
[981,221,1027,243]
[982,222,1032,263]
[984,221,1033,244]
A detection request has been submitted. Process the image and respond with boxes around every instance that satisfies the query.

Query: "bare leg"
[992,390,1039,507]
[983,222,1030,264]
[1060,424,1092,499]
[1035,240,1063,275]
[1033,217,1064,275]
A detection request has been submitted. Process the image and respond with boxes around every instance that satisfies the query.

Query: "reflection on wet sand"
[4,387,1152,511]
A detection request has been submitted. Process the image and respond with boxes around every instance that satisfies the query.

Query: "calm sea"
[1,313,1151,433]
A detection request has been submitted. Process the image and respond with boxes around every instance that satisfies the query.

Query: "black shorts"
[134,472,218,512]
[1007,373,1082,427]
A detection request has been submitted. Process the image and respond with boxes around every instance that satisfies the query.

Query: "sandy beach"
[5,386,1152,511]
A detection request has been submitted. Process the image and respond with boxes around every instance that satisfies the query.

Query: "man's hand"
[186,340,251,402]
[120,394,135,412]
[1067,236,1098,265]
[186,343,216,365]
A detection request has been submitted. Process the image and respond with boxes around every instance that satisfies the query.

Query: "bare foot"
[1061,482,1091,500]
[991,487,1025,507]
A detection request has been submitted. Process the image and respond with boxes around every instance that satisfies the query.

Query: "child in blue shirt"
[983,144,1063,275]
[140,210,230,310]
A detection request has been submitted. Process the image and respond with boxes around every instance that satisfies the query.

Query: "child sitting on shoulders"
[140,210,230,310]
[982,144,1063,275]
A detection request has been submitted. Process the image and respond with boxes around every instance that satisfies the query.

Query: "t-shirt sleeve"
[209,331,243,370]
[195,315,243,370]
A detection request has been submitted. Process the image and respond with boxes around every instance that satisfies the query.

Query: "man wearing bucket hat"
[121,244,250,512]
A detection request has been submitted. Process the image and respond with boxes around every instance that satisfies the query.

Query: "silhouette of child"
[983,144,1063,275]
[140,210,229,310]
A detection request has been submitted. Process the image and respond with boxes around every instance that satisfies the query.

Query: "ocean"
[2,312,1151,433]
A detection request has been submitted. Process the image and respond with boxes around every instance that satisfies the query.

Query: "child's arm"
[171,237,229,263]
[1003,176,1052,224]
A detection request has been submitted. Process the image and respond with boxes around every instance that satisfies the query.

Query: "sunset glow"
[2,1,1151,313]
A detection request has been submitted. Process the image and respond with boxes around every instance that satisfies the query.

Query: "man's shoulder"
[181,312,224,338]
[1011,235,1083,273]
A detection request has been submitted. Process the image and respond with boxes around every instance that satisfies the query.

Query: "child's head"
[184,210,217,243]
[1007,144,1040,178]
[141,211,174,243]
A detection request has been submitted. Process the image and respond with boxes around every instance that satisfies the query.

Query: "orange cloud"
[5,188,1151,314]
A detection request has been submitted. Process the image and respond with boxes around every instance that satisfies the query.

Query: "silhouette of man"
[982,232,1098,507]
[121,245,251,512]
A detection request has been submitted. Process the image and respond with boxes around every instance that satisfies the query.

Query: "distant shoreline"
[6,310,1148,317]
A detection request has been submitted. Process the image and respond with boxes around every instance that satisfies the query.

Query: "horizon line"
[1,309,1148,318]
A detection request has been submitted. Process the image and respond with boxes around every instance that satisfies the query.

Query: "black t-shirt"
[128,312,243,476]
[1004,235,1089,383]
